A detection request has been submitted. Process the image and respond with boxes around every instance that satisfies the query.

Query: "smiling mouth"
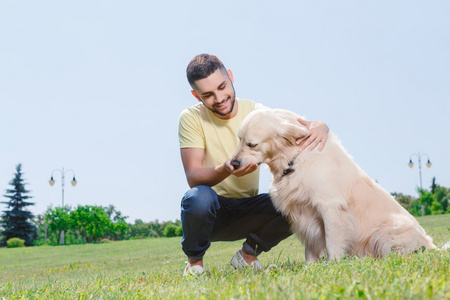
[214,97,229,108]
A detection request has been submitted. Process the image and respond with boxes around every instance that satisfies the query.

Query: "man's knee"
[181,185,219,217]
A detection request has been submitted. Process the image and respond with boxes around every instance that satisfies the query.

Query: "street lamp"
[49,167,77,207]
[408,152,431,190]
[49,167,77,244]
[37,214,48,244]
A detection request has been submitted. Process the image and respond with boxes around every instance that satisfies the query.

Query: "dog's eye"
[247,143,258,148]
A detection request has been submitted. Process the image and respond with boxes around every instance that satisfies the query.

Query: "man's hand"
[224,159,259,177]
[296,119,329,152]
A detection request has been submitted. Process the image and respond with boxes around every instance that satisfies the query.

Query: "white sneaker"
[183,263,205,277]
[230,250,262,271]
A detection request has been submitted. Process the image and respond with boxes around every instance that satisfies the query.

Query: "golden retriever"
[231,108,436,263]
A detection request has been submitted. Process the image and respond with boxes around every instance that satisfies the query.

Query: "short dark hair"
[186,54,227,87]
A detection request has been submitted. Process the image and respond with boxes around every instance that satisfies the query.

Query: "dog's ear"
[276,119,309,145]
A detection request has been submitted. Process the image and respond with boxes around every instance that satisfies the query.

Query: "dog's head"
[231,108,309,169]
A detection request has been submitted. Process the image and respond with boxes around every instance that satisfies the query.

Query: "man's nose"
[215,91,226,103]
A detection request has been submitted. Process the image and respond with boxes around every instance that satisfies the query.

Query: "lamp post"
[49,167,77,244]
[37,214,47,244]
[408,152,432,190]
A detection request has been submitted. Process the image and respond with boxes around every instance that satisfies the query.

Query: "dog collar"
[281,152,300,178]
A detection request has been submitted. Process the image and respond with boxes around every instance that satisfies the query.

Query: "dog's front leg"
[288,204,326,264]
[320,203,355,261]
[304,238,326,264]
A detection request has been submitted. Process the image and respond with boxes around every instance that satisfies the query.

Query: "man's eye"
[247,143,258,148]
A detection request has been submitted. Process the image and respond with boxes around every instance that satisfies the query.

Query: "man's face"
[191,68,237,119]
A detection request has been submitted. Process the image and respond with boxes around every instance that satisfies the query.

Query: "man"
[178,54,329,276]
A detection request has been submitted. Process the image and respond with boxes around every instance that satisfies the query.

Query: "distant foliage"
[393,177,449,216]
[1,164,37,246]
[70,205,112,242]
[163,224,178,237]
[393,193,415,212]
[6,237,25,248]
[100,205,129,241]
[45,206,72,243]
[35,205,183,245]
[41,205,130,245]
[128,219,182,239]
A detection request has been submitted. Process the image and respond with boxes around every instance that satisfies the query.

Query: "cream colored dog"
[231,108,436,263]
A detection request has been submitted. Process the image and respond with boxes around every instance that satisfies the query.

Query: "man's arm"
[180,148,259,188]
[180,148,230,188]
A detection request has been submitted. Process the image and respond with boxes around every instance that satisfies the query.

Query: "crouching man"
[178,54,329,276]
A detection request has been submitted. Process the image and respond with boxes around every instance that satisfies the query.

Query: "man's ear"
[276,120,309,145]
[191,90,201,102]
[227,69,234,84]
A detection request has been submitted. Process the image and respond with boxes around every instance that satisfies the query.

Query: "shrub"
[163,224,178,237]
[7,237,25,248]
[175,226,183,236]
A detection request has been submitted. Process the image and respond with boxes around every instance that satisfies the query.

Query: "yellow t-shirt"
[178,98,264,198]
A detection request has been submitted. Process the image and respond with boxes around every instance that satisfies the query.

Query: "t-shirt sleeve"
[254,102,269,110]
[178,109,205,148]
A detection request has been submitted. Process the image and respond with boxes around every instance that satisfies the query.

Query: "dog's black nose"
[230,159,241,170]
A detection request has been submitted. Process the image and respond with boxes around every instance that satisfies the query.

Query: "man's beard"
[203,86,237,117]
[210,96,236,116]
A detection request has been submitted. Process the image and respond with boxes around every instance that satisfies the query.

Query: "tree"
[430,199,443,215]
[431,177,437,194]
[392,192,415,212]
[417,188,433,215]
[419,178,450,215]
[101,205,130,240]
[163,224,178,237]
[109,221,130,240]
[70,205,113,242]
[45,205,72,244]
[1,164,37,246]
[102,204,128,223]
[429,178,449,214]
[41,205,129,244]
[409,199,423,216]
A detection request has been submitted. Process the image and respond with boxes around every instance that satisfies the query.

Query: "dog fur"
[231,108,436,263]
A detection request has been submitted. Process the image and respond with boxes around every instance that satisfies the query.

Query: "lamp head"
[408,160,414,168]
[426,160,432,168]
[49,176,55,186]
[71,177,77,187]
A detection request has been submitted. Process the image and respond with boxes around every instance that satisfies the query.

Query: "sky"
[1,1,449,223]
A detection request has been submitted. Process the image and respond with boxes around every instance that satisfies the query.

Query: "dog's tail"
[440,242,450,251]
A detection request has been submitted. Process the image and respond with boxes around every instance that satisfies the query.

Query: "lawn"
[1,214,449,299]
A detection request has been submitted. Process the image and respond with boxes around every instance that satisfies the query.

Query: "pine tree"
[1,164,37,246]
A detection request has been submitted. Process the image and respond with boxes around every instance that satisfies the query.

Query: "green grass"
[1,214,449,299]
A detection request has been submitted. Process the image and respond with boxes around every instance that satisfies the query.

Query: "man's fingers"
[300,135,325,151]
[300,136,314,151]
[317,142,324,152]
[242,163,257,173]
[307,139,319,151]
[317,136,327,152]
[224,159,234,173]
[233,162,258,177]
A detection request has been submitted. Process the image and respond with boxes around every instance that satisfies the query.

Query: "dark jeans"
[180,185,292,260]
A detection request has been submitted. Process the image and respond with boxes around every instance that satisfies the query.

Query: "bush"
[163,224,180,237]
[7,238,25,248]
[175,226,183,236]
